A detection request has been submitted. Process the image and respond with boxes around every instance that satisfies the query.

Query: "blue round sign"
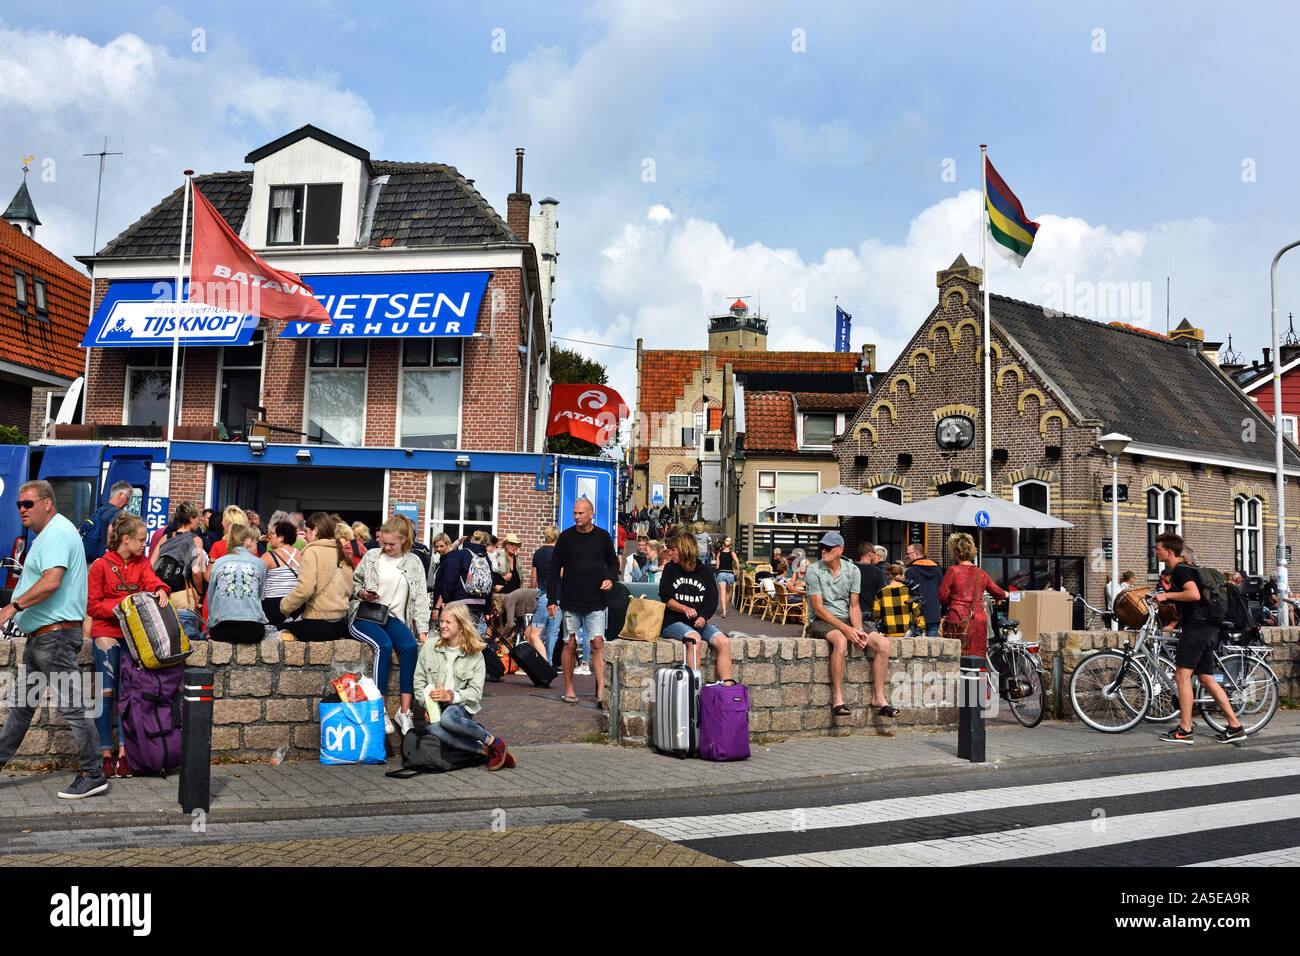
[975,510,991,528]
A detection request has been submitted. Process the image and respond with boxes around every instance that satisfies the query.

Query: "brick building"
[834,256,1300,613]
[0,174,89,438]
[632,298,868,527]
[75,126,613,564]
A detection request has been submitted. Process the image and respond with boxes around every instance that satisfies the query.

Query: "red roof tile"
[0,221,90,380]
[743,391,796,452]
[708,406,722,431]
[794,391,869,411]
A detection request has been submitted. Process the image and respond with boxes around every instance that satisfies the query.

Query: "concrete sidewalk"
[2,710,1297,829]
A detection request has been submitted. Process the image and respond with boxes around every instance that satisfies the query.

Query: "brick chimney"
[506,147,531,243]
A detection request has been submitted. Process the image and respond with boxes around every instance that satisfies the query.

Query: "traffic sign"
[975,510,990,528]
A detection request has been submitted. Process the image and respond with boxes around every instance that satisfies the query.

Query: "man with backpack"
[1152,533,1245,743]
[80,480,133,564]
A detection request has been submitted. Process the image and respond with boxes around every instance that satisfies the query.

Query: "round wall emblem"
[936,414,975,451]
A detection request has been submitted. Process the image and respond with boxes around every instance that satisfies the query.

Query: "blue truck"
[0,444,167,595]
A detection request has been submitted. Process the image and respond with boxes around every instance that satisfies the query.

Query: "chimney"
[506,147,531,243]
[1263,347,1272,367]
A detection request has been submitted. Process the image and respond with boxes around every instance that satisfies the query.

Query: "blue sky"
[4,1,1300,402]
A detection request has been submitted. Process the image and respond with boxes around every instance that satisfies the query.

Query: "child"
[873,562,925,639]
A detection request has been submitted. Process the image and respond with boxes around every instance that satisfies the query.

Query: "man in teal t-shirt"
[0,480,103,799]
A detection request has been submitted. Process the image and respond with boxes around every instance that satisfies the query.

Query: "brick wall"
[0,381,32,437]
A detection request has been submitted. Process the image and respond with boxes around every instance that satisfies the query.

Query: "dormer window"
[14,271,27,311]
[32,278,46,316]
[798,411,843,448]
[267,183,342,246]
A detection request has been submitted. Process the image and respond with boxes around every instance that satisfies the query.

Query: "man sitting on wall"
[805,532,898,720]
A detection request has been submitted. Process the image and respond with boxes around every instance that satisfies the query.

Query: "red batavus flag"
[547,384,629,446]
[188,185,332,323]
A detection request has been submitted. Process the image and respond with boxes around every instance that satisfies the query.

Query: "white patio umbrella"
[766,485,908,520]
[891,487,1072,529]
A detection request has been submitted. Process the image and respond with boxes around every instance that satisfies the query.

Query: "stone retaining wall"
[604,636,963,746]
[0,638,400,769]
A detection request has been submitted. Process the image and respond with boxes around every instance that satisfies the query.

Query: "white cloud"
[647,204,674,222]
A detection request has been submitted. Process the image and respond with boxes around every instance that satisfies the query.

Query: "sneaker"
[384,714,395,735]
[116,753,131,778]
[574,663,592,676]
[486,736,508,771]
[1158,725,1195,744]
[102,755,114,779]
[504,752,516,770]
[1214,724,1247,744]
[393,708,414,736]
[57,774,109,799]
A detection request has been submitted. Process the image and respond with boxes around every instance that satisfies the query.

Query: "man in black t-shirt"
[855,541,887,622]
[1153,533,1244,743]
[547,499,619,707]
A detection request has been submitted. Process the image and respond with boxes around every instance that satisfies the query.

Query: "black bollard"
[178,667,214,813]
[957,655,987,763]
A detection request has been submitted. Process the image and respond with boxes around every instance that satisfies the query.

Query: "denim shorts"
[562,610,607,642]
[662,620,723,648]
[715,571,736,585]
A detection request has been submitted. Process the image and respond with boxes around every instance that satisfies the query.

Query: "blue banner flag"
[835,305,852,353]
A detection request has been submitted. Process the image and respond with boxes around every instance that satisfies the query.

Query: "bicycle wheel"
[1199,654,1279,734]
[1006,651,1046,728]
[1143,655,1180,724]
[1069,650,1151,733]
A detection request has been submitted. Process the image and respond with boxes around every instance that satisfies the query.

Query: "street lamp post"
[1271,241,1300,626]
[1099,432,1131,622]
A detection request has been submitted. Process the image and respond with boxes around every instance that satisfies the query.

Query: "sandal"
[561,694,579,705]
[875,704,901,719]
[831,703,851,717]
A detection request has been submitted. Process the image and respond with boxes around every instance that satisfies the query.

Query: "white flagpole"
[166,171,194,462]
[980,145,992,492]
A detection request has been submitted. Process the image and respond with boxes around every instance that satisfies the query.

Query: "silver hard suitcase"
[653,637,701,758]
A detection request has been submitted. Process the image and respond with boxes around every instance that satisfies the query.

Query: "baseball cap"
[818,531,845,548]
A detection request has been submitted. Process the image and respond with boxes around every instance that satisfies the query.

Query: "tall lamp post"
[1099,432,1131,620]
[1270,240,1300,625]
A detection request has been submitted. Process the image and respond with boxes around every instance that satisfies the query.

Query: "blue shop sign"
[278,271,491,339]
[81,280,258,347]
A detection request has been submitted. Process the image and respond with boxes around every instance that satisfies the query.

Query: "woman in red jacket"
[938,532,1008,658]
[87,514,171,779]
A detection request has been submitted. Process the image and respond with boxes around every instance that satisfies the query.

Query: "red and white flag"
[188,185,332,324]
[546,384,629,446]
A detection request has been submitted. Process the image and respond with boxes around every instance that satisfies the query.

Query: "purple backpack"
[119,654,184,775]
[699,683,750,761]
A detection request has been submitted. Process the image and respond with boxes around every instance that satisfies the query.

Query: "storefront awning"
[83,271,492,347]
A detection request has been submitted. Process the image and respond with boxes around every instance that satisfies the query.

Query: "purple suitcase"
[119,654,184,775]
[699,683,751,761]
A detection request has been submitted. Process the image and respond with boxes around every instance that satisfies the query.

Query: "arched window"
[1234,495,1262,577]
[872,485,904,562]
[1014,480,1051,555]
[1147,486,1181,572]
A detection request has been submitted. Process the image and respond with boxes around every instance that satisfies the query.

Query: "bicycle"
[1074,593,1110,630]
[1069,602,1279,735]
[983,597,1046,728]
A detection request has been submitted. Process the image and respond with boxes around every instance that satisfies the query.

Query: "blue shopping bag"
[319,700,387,765]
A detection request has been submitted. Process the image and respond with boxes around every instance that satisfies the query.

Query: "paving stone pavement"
[0,821,730,867]
[0,711,1295,825]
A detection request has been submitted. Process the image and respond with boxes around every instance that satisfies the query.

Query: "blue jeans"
[530,590,561,660]
[428,703,492,756]
[563,610,603,662]
[0,627,99,775]
[924,625,939,637]
[349,616,419,696]
[92,640,122,751]
[715,572,736,586]
[662,620,724,648]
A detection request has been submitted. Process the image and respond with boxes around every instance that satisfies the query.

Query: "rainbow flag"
[984,156,1039,267]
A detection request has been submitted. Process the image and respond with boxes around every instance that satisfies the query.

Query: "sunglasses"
[16,499,44,510]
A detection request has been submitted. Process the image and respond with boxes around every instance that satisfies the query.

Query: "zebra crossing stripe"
[735,794,1300,867]
[622,757,1300,841]
[1185,847,1300,867]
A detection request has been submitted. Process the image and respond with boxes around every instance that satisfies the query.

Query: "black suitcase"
[483,643,505,682]
[508,637,557,687]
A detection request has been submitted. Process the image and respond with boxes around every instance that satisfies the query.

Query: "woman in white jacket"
[349,515,431,735]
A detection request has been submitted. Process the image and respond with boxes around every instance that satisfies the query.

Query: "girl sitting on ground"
[413,601,513,771]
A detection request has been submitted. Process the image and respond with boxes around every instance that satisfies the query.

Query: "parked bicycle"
[1074,593,1110,630]
[1069,601,1279,735]
[983,597,1046,727]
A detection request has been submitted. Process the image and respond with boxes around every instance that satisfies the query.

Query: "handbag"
[355,600,390,626]
[619,596,665,641]
[939,576,979,646]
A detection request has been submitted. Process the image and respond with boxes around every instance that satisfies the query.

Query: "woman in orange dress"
[937,532,1008,658]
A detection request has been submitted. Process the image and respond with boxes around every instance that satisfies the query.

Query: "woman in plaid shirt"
[873,563,925,638]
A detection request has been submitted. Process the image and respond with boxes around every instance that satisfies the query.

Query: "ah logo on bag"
[323,724,356,752]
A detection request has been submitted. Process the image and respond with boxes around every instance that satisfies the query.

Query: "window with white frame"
[401,338,462,449]
[1234,495,1263,577]
[800,412,840,448]
[267,183,343,246]
[44,390,67,428]
[1283,415,1297,443]
[1015,480,1052,556]
[756,470,820,524]
[1147,485,1181,572]
[13,271,27,311]
[307,339,367,445]
[124,347,184,427]
[431,471,495,541]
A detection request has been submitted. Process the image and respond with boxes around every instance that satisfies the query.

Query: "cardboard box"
[1007,590,1072,642]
